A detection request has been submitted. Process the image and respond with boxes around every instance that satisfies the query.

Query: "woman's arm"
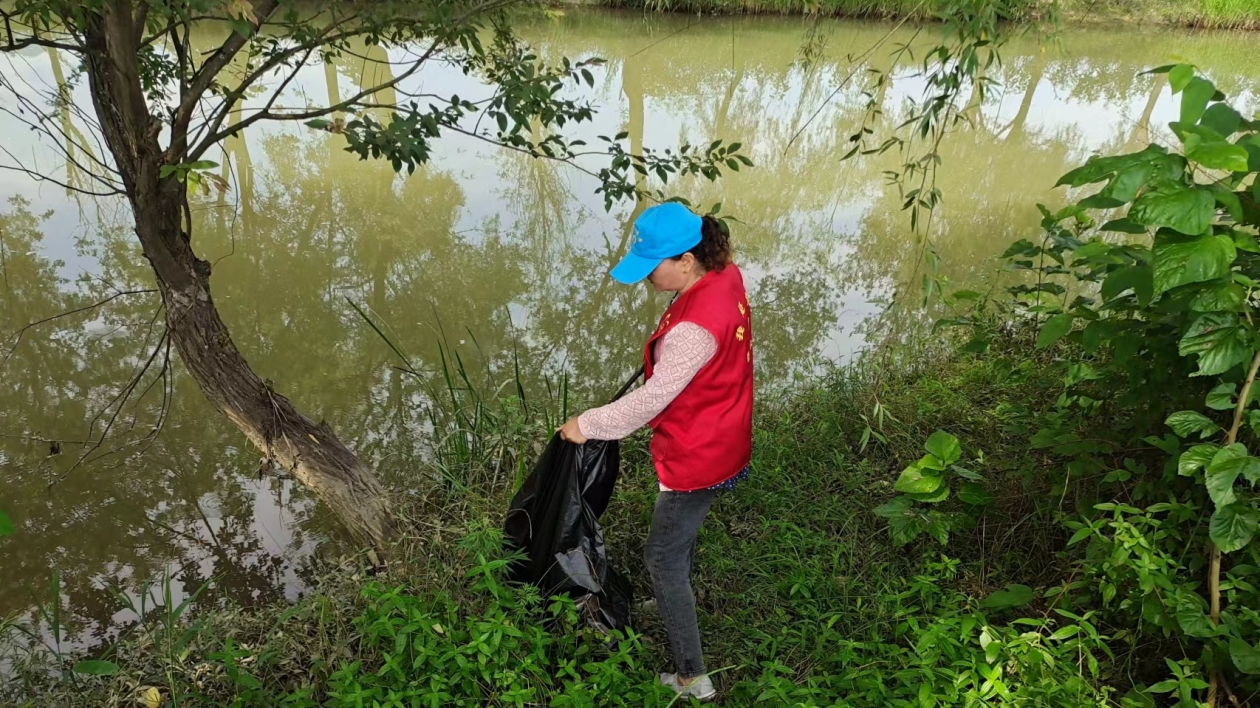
[574,323,717,441]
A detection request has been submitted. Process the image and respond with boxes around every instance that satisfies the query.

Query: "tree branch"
[167,0,281,158]
[1,289,158,369]
[189,37,444,160]
[186,19,366,159]
[0,9,82,53]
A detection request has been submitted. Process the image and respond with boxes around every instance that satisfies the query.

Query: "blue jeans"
[643,487,717,679]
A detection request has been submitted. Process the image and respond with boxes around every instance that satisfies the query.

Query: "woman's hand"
[557,415,588,444]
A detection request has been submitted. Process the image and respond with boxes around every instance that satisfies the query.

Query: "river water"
[0,9,1256,647]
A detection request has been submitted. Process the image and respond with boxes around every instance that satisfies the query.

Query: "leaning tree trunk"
[81,5,396,552]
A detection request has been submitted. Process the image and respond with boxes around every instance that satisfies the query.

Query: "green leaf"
[1036,313,1074,349]
[158,164,178,179]
[958,482,993,506]
[914,453,945,472]
[1099,218,1148,234]
[1200,103,1243,137]
[73,660,120,676]
[186,160,219,171]
[0,511,11,537]
[1213,188,1244,223]
[1175,597,1216,638]
[1210,503,1260,553]
[1165,410,1222,438]
[1179,443,1220,475]
[894,465,945,494]
[1169,64,1195,92]
[1186,139,1249,172]
[1056,145,1167,188]
[1206,383,1237,410]
[1233,230,1260,253]
[1152,230,1235,294]
[1181,76,1216,125]
[1178,312,1253,376]
[1098,162,1153,204]
[1230,637,1260,674]
[1101,264,1154,305]
[980,584,1034,610]
[1191,280,1246,312]
[1214,449,1260,486]
[1134,189,1216,236]
[907,484,950,503]
[1206,445,1244,506]
[873,496,912,518]
[924,431,961,465]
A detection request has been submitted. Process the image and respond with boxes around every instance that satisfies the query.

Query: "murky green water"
[1,9,1257,645]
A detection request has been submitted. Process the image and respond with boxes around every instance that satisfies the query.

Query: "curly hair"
[670,215,732,272]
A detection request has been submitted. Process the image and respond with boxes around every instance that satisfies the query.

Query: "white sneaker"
[659,672,717,701]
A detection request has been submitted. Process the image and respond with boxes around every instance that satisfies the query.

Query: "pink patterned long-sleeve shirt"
[578,323,717,490]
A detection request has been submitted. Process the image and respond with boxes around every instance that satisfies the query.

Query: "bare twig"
[1,288,158,368]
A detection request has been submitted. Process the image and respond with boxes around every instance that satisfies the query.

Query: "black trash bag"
[504,434,632,633]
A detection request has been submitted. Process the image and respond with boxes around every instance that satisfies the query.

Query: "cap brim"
[609,251,661,284]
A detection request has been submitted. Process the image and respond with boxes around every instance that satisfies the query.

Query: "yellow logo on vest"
[735,325,746,341]
[737,301,746,316]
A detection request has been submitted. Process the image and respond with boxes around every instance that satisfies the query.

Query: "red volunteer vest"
[645,264,754,491]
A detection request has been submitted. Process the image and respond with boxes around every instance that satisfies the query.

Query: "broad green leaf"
[1234,230,1260,253]
[1175,597,1216,638]
[1099,218,1147,234]
[1036,313,1074,349]
[980,584,1034,610]
[1180,76,1215,125]
[72,660,120,676]
[958,482,993,506]
[1165,410,1221,438]
[1210,503,1260,553]
[1178,312,1253,376]
[1205,445,1243,506]
[924,430,961,465]
[186,160,219,171]
[1101,264,1154,305]
[1213,188,1244,223]
[0,511,11,537]
[1098,162,1153,204]
[1206,383,1237,410]
[1179,443,1220,475]
[1215,450,1260,485]
[1169,64,1194,92]
[916,453,947,472]
[907,484,950,503]
[1200,103,1243,137]
[1191,281,1246,312]
[894,465,945,494]
[1055,145,1167,188]
[873,496,912,518]
[1134,189,1216,236]
[1230,637,1260,674]
[1185,138,1249,172]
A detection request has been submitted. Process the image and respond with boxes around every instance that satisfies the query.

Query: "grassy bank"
[594,0,1260,29]
[1,331,1129,707]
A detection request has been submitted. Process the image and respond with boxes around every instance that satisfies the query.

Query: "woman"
[557,201,753,701]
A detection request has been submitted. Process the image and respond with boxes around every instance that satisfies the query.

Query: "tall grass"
[2,322,1116,705]
[603,0,1260,27]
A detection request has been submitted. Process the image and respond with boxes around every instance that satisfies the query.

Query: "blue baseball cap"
[609,202,703,284]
